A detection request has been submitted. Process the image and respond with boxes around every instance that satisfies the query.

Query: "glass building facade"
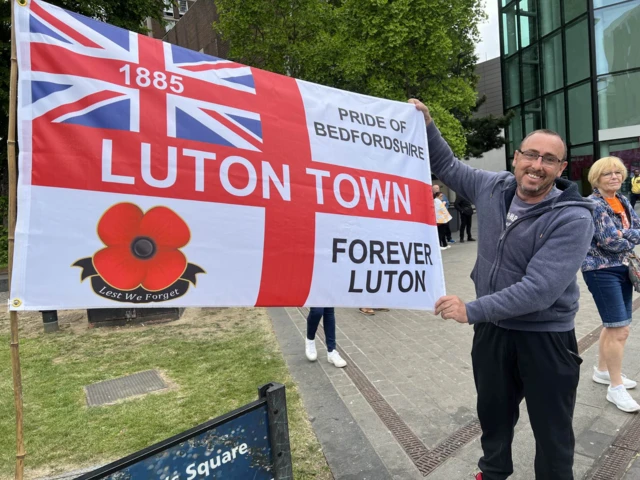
[499,0,640,195]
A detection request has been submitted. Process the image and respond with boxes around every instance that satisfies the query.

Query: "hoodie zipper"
[487,199,573,294]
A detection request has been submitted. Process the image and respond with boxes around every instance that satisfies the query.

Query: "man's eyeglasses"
[516,150,563,167]
[601,171,624,178]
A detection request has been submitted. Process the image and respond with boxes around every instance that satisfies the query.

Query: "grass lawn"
[0,307,331,479]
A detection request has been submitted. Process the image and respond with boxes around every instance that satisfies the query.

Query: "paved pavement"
[269,223,640,479]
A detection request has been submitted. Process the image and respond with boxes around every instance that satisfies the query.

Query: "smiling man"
[409,99,595,480]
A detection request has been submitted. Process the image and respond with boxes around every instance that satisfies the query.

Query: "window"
[519,0,538,48]
[503,3,520,56]
[542,33,563,93]
[594,1,640,75]
[505,55,521,108]
[163,0,175,16]
[567,82,593,144]
[569,144,594,195]
[563,0,587,23]
[539,0,561,35]
[522,47,540,101]
[600,138,640,159]
[594,0,636,8]
[598,71,640,129]
[600,138,640,196]
[545,92,566,140]
[565,18,590,85]
[524,99,542,134]
[507,107,523,156]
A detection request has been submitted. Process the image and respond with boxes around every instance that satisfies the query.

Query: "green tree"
[456,96,513,159]
[214,0,486,158]
[213,0,334,80]
[329,0,485,157]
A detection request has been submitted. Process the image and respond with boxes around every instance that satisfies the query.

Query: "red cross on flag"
[11,0,445,311]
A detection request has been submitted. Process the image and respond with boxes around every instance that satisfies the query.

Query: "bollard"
[41,310,59,333]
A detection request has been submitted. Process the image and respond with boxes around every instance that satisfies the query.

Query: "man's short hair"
[588,156,627,187]
[519,129,568,162]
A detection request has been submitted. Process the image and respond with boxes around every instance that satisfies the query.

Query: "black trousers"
[437,224,448,247]
[630,193,640,209]
[472,323,581,480]
[460,213,472,240]
[444,222,453,241]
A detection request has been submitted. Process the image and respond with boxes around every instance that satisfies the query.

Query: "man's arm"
[408,99,497,204]
[464,214,594,324]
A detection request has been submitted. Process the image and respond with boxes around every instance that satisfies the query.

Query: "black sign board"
[76,383,292,480]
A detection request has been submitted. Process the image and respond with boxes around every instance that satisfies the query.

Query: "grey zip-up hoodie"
[427,123,595,332]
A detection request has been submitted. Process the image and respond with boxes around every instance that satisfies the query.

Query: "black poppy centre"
[131,236,156,260]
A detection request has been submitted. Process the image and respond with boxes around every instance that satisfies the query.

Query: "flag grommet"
[18,0,28,7]
[11,299,22,308]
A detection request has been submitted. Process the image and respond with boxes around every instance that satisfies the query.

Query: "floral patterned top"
[434,198,452,224]
[581,188,640,272]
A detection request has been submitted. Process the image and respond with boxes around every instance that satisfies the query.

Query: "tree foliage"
[455,95,514,159]
[213,0,334,80]
[214,0,487,158]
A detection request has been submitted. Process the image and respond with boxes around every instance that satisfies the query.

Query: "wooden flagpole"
[8,0,26,478]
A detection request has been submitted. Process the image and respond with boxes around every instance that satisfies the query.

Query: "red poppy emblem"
[93,203,190,291]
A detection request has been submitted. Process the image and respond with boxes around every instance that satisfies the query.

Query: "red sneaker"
[475,474,483,480]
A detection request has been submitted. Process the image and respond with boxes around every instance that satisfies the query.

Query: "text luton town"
[101,139,414,212]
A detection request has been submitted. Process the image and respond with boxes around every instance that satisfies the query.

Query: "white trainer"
[328,350,347,368]
[607,386,640,413]
[305,338,317,362]
[593,367,637,389]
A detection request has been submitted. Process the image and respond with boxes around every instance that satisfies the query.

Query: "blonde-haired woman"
[582,156,640,412]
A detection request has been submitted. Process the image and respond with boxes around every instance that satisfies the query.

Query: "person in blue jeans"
[305,308,347,368]
[582,156,640,413]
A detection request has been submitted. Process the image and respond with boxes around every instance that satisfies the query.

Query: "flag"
[12,0,442,311]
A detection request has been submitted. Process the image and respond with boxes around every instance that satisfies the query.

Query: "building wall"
[147,0,197,40]
[148,18,168,40]
[498,0,640,195]
[163,0,228,58]
[465,58,508,173]
[474,57,504,118]
[465,141,507,173]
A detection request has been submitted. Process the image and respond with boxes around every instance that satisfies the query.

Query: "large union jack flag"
[21,0,261,150]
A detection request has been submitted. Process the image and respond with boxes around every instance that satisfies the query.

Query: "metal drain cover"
[85,370,167,406]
